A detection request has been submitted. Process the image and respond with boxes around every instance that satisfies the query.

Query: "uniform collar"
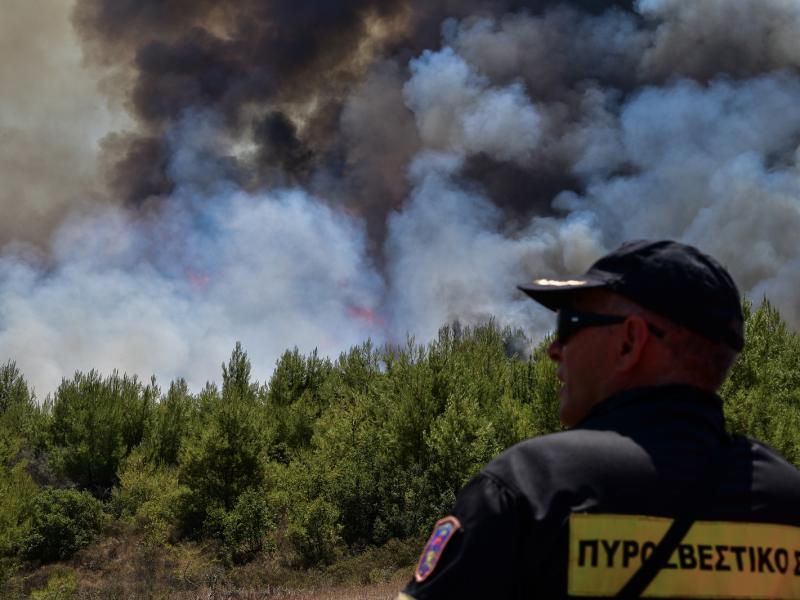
[576,384,727,435]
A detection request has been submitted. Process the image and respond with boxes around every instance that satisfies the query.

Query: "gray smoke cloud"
[554,74,800,307]
[0,0,129,246]
[388,8,800,339]
[637,0,800,81]
[4,0,800,396]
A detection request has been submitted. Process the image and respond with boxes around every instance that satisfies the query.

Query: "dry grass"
[163,573,407,599]
[6,527,416,600]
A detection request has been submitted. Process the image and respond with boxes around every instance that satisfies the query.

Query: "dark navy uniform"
[402,384,800,599]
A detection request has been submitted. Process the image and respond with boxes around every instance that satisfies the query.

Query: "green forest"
[1,299,800,598]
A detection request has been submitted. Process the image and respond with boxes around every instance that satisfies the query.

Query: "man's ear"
[617,316,649,370]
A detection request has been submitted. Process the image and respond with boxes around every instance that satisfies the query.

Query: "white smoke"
[0,112,384,397]
[403,47,541,164]
[385,152,605,342]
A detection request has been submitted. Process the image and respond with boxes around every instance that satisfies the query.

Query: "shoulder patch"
[415,515,462,582]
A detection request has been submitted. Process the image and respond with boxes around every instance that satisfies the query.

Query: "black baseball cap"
[518,240,744,351]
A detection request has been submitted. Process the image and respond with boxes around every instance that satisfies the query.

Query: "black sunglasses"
[557,309,665,345]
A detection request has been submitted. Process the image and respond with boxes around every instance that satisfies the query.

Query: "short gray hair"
[659,328,739,390]
[599,291,739,390]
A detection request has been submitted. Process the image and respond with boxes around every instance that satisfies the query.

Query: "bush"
[288,496,342,566]
[110,450,188,546]
[221,489,275,564]
[426,393,502,500]
[21,489,104,563]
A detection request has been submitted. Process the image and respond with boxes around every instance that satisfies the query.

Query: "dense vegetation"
[1,300,799,597]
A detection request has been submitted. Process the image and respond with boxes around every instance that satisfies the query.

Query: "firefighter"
[399,240,800,599]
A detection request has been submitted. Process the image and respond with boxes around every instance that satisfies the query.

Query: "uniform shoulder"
[735,433,800,477]
[726,434,800,522]
[488,428,640,467]
[481,428,649,493]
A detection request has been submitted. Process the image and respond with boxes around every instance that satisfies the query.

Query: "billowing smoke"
[3,0,800,396]
[0,0,130,246]
[1,111,384,393]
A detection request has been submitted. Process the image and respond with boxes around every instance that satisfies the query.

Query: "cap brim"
[517,276,608,311]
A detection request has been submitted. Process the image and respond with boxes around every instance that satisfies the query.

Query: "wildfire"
[348,305,386,328]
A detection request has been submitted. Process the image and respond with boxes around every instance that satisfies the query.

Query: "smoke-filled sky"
[3,0,800,397]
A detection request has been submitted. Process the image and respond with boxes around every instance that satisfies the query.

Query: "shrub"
[426,393,502,500]
[21,489,104,563]
[221,489,274,564]
[110,449,188,546]
[287,496,342,566]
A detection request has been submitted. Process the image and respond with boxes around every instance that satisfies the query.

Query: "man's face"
[547,292,621,427]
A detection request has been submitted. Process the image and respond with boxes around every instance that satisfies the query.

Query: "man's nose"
[548,339,563,362]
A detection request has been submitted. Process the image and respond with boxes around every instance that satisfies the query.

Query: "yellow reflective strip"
[569,514,800,599]
[396,593,416,600]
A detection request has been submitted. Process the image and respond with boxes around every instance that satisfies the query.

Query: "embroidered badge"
[414,515,462,582]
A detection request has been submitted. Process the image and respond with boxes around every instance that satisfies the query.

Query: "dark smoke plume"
[71,0,640,240]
